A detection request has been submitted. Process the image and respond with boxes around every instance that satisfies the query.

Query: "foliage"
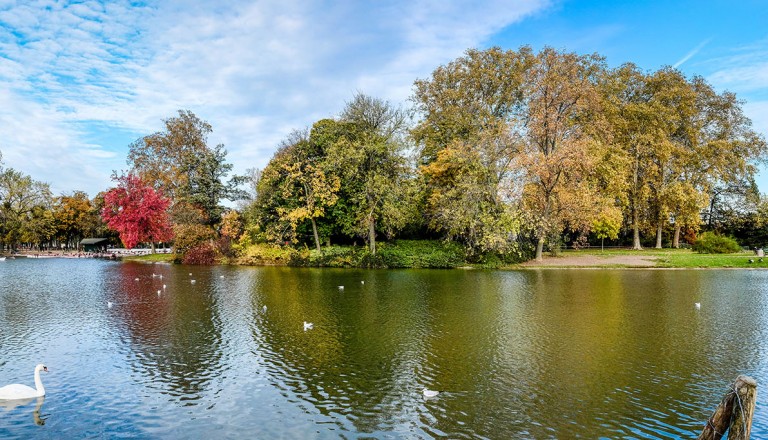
[691,232,741,254]
[128,110,244,225]
[182,242,218,265]
[374,240,466,268]
[235,243,300,266]
[0,167,53,250]
[101,174,173,249]
[53,191,100,247]
[172,223,216,254]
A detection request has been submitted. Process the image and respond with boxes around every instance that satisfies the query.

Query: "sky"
[0,0,767,198]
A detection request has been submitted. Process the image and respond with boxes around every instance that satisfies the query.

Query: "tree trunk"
[632,207,642,250]
[698,375,757,440]
[368,217,376,255]
[310,218,321,251]
[673,225,681,249]
[535,237,544,261]
[151,242,156,254]
[655,221,663,249]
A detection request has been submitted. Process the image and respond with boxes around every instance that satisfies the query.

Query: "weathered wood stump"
[698,375,757,440]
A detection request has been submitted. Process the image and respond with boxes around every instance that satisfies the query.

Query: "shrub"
[236,243,299,265]
[692,232,741,254]
[182,242,218,265]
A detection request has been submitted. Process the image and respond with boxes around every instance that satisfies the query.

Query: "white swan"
[303,321,314,331]
[423,388,439,398]
[695,302,701,309]
[0,364,48,400]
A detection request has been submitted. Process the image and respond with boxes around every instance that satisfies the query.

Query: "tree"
[128,110,243,225]
[518,47,608,260]
[257,128,340,251]
[101,174,173,250]
[412,47,530,255]
[0,168,52,250]
[332,93,413,254]
[53,191,99,248]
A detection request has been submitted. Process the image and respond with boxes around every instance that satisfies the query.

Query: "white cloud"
[0,0,550,196]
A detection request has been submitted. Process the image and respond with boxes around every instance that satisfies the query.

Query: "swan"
[262,305,267,313]
[695,302,701,309]
[190,280,196,284]
[338,285,344,290]
[0,364,48,400]
[107,301,114,308]
[423,388,439,398]
[303,321,313,331]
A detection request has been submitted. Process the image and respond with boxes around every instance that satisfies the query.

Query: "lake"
[1,258,767,438]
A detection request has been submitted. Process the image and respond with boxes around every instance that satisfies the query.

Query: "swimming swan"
[0,364,48,400]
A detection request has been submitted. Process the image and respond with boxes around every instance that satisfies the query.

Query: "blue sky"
[0,0,766,197]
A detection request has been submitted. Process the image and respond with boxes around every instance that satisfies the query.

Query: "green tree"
[258,128,341,251]
[332,93,413,254]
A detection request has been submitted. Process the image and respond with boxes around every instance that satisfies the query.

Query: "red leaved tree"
[101,174,173,250]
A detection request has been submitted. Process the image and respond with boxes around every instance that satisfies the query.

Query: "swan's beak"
[43,366,48,372]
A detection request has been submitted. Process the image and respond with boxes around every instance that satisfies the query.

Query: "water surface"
[1,258,767,438]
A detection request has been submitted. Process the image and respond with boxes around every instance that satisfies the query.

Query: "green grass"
[123,253,176,263]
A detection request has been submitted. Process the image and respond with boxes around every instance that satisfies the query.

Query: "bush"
[376,240,465,268]
[692,232,741,254]
[182,242,218,265]
[236,243,300,265]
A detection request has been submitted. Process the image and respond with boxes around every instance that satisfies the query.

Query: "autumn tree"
[412,47,530,256]
[127,110,243,225]
[101,174,173,250]
[518,48,609,260]
[0,168,52,251]
[53,191,100,248]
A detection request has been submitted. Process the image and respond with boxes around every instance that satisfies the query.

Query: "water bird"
[760,258,764,263]
[152,273,157,277]
[107,301,113,308]
[303,321,313,331]
[262,305,267,313]
[189,273,192,276]
[134,277,140,281]
[159,275,163,279]
[423,388,440,398]
[157,290,161,296]
[749,259,755,263]
[163,284,167,289]
[361,281,364,285]
[695,302,701,309]
[220,275,224,278]
[0,364,48,400]
[338,286,344,290]
[191,280,196,284]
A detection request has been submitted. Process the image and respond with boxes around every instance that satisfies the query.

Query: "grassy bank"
[123,253,176,263]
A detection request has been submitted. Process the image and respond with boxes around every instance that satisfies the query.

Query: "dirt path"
[520,253,657,267]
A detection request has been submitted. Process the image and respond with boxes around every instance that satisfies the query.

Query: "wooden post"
[698,375,757,440]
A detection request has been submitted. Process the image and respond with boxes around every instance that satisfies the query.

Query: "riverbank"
[519,248,765,269]
[19,243,764,269]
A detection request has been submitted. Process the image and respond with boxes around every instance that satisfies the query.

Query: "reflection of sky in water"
[1,260,768,438]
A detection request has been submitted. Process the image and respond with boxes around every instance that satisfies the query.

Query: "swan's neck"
[34,368,45,396]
